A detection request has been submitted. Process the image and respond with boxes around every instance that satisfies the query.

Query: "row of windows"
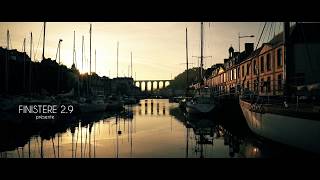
[259,48,283,73]
[241,47,283,77]
[209,47,283,86]
[210,73,283,90]
[244,74,283,93]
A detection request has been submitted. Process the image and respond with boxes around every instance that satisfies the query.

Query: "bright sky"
[0,22,283,80]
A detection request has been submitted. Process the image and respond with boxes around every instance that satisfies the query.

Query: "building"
[203,23,320,98]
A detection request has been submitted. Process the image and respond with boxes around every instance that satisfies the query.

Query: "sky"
[0,22,283,80]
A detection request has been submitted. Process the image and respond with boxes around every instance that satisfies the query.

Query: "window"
[267,77,271,93]
[246,63,249,75]
[254,80,257,92]
[247,81,249,89]
[237,67,240,79]
[253,60,257,75]
[278,74,282,91]
[260,78,264,93]
[233,69,235,80]
[277,48,282,67]
[260,56,264,73]
[242,65,244,77]
[267,53,271,71]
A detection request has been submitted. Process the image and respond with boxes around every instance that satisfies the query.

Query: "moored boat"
[239,22,320,154]
[79,95,107,113]
[186,95,215,114]
[239,97,320,154]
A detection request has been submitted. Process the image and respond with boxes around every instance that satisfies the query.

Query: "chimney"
[245,43,254,56]
[234,52,240,57]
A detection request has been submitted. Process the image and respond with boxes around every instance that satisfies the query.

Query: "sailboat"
[239,22,320,154]
[79,24,108,113]
[179,28,192,110]
[186,22,216,114]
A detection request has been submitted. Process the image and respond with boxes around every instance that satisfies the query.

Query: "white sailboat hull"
[239,99,320,154]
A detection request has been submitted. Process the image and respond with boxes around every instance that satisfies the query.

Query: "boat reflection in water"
[0,99,318,158]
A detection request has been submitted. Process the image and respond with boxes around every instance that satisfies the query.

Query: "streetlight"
[238,33,254,53]
[55,39,63,64]
[56,39,63,94]
[237,34,253,94]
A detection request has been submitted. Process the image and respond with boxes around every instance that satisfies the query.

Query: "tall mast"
[131,52,133,78]
[23,38,26,90]
[5,30,9,93]
[73,30,76,67]
[117,41,119,77]
[95,49,96,73]
[29,32,33,93]
[82,36,84,73]
[42,22,46,60]
[186,27,189,96]
[89,24,92,75]
[7,30,10,50]
[200,22,204,82]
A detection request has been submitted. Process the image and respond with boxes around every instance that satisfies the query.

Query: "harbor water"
[0,99,317,158]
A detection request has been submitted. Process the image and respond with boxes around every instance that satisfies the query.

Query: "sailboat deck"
[241,99,320,121]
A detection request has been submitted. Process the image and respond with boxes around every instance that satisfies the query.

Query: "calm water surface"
[0,99,316,158]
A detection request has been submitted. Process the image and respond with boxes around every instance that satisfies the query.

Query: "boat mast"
[73,30,76,67]
[5,30,9,93]
[117,41,119,77]
[186,27,189,96]
[82,36,84,73]
[95,49,96,73]
[42,22,46,60]
[89,24,92,75]
[89,24,92,96]
[23,38,26,90]
[131,52,133,78]
[29,32,32,93]
[200,22,204,84]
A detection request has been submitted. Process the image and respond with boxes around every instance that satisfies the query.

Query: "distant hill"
[166,67,203,90]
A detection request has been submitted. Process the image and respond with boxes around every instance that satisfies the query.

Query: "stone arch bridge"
[134,80,172,92]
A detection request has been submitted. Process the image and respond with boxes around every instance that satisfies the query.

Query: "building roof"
[246,46,263,60]
[266,23,320,46]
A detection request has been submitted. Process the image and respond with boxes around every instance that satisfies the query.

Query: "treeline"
[0,55,79,95]
[166,67,203,90]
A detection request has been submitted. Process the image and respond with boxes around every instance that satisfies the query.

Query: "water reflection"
[0,99,318,158]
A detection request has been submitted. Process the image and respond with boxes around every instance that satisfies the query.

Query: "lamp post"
[56,39,62,94]
[238,33,254,53]
[237,33,254,94]
[55,39,63,64]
